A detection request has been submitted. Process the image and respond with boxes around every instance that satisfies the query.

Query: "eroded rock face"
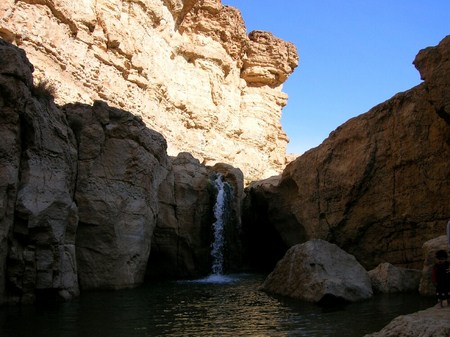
[0,39,79,304]
[260,240,373,303]
[0,0,298,183]
[368,263,422,294]
[149,155,244,279]
[243,35,450,271]
[0,36,247,303]
[64,101,169,290]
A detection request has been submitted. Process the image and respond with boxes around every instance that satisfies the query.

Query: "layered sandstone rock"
[260,240,373,303]
[243,35,450,271]
[0,0,298,183]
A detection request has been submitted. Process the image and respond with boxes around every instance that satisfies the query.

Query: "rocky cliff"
[242,35,450,272]
[0,0,298,184]
[0,38,244,304]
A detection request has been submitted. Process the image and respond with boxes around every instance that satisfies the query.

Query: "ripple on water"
[0,273,436,337]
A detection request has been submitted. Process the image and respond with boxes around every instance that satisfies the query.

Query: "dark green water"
[0,273,435,337]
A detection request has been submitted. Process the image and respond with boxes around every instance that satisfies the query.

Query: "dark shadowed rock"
[149,155,244,279]
[65,101,169,290]
[243,35,450,271]
[364,305,450,337]
[260,239,373,304]
[419,235,448,296]
[369,263,422,293]
[0,39,79,304]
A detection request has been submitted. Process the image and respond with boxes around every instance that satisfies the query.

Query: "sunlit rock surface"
[0,0,298,183]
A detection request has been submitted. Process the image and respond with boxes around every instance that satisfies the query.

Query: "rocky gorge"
[1,0,450,335]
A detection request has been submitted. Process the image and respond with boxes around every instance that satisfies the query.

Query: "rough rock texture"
[0,0,298,184]
[149,157,244,279]
[364,305,450,337]
[368,262,422,293]
[64,101,169,290]
[243,35,450,271]
[0,39,79,303]
[419,235,448,296]
[260,239,373,303]
[0,37,246,303]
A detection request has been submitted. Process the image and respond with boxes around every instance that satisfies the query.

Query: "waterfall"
[211,175,226,275]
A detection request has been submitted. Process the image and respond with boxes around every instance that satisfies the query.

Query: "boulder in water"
[368,262,422,293]
[260,239,373,304]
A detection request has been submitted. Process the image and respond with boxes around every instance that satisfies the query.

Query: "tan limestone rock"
[0,0,298,184]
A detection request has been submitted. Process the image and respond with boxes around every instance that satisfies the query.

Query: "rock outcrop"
[0,39,79,303]
[64,101,169,290]
[0,0,298,184]
[0,37,245,303]
[369,263,422,293]
[148,155,244,279]
[364,305,450,337]
[243,35,450,271]
[260,239,373,304]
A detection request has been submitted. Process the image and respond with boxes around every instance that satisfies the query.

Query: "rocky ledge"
[364,305,450,337]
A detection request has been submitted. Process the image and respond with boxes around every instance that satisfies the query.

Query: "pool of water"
[0,273,435,337]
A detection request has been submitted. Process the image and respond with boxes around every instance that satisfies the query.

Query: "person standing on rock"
[432,250,450,308]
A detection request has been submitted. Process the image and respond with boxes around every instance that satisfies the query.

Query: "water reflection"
[0,273,435,337]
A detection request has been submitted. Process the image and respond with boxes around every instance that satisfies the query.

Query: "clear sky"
[222,1,450,154]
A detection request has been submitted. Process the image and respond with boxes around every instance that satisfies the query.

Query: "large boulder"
[243,35,450,271]
[260,239,373,303]
[364,305,450,337]
[369,263,422,293]
[64,101,169,290]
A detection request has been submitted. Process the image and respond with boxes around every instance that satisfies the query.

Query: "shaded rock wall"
[0,38,245,304]
[149,157,244,279]
[243,35,450,271]
[0,0,298,184]
[0,39,79,303]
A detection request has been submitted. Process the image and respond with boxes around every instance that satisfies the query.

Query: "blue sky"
[223,1,450,154]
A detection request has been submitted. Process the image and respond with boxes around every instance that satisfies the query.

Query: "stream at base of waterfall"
[0,273,435,337]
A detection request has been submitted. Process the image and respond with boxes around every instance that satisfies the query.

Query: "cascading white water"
[211,175,226,275]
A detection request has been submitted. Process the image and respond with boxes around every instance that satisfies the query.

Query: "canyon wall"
[0,38,244,303]
[242,35,450,271]
[0,0,298,184]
